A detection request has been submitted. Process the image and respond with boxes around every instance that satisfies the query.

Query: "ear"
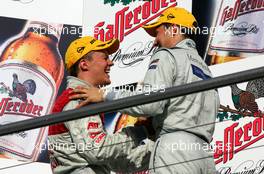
[79,59,90,72]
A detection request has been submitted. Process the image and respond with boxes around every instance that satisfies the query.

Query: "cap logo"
[167,13,175,20]
[90,39,96,44]
[77,47,85,53]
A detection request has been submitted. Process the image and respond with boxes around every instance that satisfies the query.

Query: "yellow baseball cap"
[65,36,119,70]
[143,7,197,37]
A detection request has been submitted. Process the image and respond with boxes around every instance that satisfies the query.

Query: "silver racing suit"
[104,39,220,174]
[48,76,154,174]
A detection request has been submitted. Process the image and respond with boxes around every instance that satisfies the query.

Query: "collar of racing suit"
[67,76,93,89]
[175,38,197,50]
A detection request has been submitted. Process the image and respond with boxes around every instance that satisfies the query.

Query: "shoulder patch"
[191,64,211,80]
[148,65,157,70]
[148,59,159,70]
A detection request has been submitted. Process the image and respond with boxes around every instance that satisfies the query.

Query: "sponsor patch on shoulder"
[148,65,157,70]
[191,64,211,80]
[148,59,159,70]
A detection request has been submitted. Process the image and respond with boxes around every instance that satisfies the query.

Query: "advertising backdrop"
[202,1,264,171]
[0,0,264,173]
[0,16,82,162]
[204,0,264,65]
[0,0,83,170]
[210,56,264,173]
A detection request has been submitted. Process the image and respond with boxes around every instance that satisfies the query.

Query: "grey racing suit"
[48,76,154,174]
[104,39,220,174]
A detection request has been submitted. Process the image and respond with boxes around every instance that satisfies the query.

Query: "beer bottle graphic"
[0,21,64,161]
[205,0,264,65]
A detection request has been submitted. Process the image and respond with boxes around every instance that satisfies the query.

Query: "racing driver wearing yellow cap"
[47,36,154,174]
